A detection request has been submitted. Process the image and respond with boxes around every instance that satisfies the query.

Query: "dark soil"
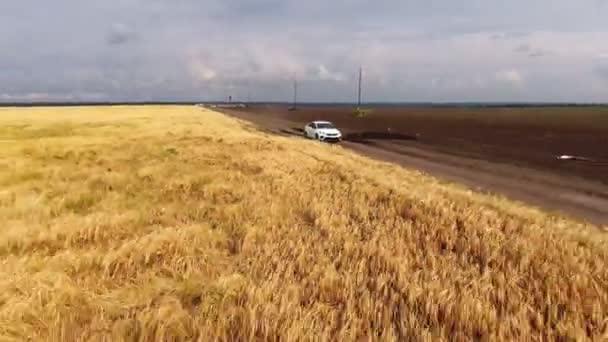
[233,104,608,183]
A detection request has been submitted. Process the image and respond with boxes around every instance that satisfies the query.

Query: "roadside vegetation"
[353,107,373,118]
[0,106,607,341]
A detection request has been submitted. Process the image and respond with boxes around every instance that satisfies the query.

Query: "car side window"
[311,123,317,129]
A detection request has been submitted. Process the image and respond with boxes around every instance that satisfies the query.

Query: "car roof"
[311,120,332,124]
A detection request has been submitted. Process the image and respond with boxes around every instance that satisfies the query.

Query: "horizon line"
[1,100,608,108]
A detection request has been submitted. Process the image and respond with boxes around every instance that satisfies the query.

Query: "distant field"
[0,106,607,340]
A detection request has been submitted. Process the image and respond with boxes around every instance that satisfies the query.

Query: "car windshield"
[316,123,335,129]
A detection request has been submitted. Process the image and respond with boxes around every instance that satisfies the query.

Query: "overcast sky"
[2,1,608,103]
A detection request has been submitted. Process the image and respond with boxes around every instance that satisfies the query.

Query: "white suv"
[304,121,343,142]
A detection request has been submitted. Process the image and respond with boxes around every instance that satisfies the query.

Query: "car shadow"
[279,127,418,145]
[279,128,304,137]
[282,127,342,144]
[344,131,419,144]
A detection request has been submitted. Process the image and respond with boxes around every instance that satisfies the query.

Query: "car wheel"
[315,133,319,140]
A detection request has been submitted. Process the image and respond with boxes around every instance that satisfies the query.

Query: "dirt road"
[218,105,608,226]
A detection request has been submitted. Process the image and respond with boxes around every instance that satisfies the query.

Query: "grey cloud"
[248,60,263,73]
[491,31,531,40]
[106,23,135,46]
[514,42,552,59]
[595,63,608,80]
[209,0,288,19]
[529,51,547,58]
[2,0,608,102]
[515,44,531,53]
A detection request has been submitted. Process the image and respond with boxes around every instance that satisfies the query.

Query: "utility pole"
[357,66,363,108]
[293,79,298,110]
[247,81,251,105]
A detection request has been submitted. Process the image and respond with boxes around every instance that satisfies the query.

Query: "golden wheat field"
[0,105,607,341]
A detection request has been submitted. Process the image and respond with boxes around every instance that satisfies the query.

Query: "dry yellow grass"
[0,105,607,341]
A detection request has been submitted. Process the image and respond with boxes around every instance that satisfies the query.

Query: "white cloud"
[317,65,345,81]
[0,92,107,102]
[0,93,53,101]
[189,62,218,81]
[496,69,524,85]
